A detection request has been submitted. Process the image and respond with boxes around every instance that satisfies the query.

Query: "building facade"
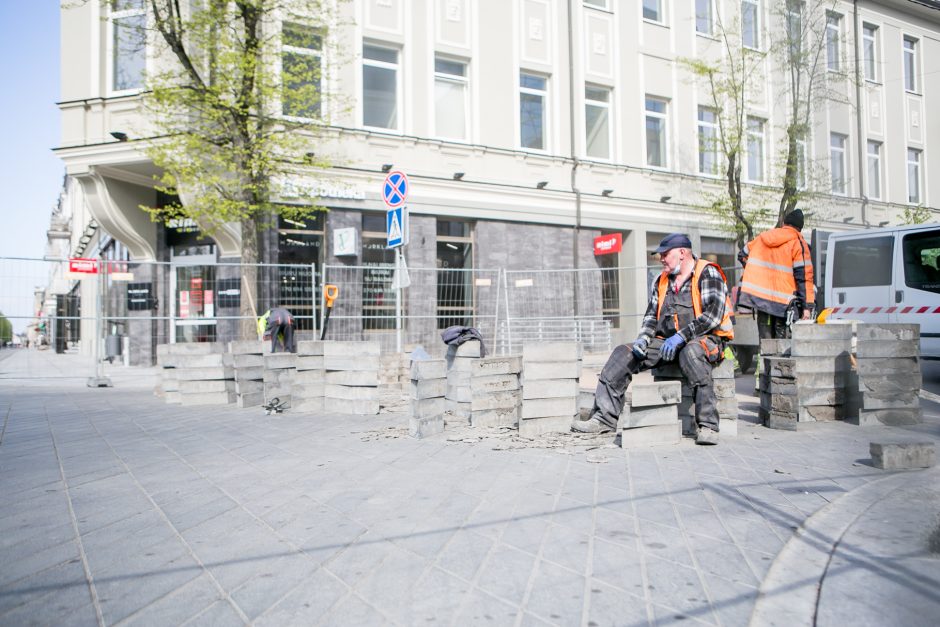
[52,0,940,362]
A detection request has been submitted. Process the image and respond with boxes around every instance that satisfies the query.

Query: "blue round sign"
[383,171,409,208]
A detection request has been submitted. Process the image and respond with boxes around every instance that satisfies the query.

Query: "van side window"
[902,229,940,294]
[832,236,893,288]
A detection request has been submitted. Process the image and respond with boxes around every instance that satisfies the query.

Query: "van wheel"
[735,347,756,374]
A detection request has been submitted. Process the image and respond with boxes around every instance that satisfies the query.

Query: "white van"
[823,223,940,359]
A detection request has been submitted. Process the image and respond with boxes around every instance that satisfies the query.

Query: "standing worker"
[264,305,295,353]
[572,233,734,445]
[737,208,814,340]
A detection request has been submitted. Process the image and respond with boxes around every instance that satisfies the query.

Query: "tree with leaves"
[128,0,343,337]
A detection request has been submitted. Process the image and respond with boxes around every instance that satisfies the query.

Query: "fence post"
[87,259,112,387]
[311,262,318,338]
[501,269,512,354]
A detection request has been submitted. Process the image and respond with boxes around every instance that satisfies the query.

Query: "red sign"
[593,233,622,256]
[69,258,99,273]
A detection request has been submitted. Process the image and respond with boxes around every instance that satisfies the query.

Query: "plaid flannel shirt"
[638,260,729,342]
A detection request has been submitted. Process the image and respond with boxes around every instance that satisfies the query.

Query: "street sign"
[382,170,409,208]
[69,258,98,274]
[386,206,408,248]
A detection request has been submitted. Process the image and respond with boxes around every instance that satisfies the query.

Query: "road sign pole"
[395,248,403,354]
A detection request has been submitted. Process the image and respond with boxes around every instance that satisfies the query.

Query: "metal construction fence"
[1,256,741,369]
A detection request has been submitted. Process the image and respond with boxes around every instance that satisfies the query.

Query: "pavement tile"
[0,559,89,619]
[686,532,760,586]
[180,599,246,626]
[0,561,98,627]
[324,535,397,587]
[590,538,645,596]
[586,581,649,627]
[119,572,222,627]
[318,591,393,627]
[539,523,591,574]
[434,528,496,581]
[643,556,714,624]
[229,551,322,620]
[252,567,348,627]
[476,542,538,606]
[524,559,585,624]
[701,575,758,627]
[452,588,520,626]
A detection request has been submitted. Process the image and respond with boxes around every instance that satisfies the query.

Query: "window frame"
[742,0,761,50]
[281,22,324,120]
[826,13,841,72]
[697,106,720,177]
[645,96,669,169]
[108,0,147,95]
[907,148,923,204]
[862,23,879,82]
[745,116,765,183]
[696,0,713,36]
[584,84,612,160]
[433,55,470,141]
[866,140,882,200]
[903,35,918,93]
[519,71,549,151]
[362,43,402,131]
[583,0,609,9]
[642,0,664,24]
[830,133,848,196]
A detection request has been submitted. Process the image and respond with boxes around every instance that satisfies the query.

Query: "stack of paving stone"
[651,357,737,436]
[850,323,922,426]
[791,322,853,422]
[520,342,580,437]
[619,380,681,448]
[324,341,381,415]
[409,358,447,438]
[759,355,799,430]
[229,340,266,408]
[379,352,410,413]
[263,352,296,408]
[469,355,522,428]
[162,342,235,406]
[156,344,180,403]
[292,340,325,413]
[444,340,483,422]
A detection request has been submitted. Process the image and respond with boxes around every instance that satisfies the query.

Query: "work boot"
[695,426,719,445]
[571,417,614,434]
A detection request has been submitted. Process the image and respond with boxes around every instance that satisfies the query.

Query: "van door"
[894,227,940,359]
[826,234,894,324]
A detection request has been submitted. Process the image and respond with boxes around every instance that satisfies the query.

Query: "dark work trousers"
[270,322,294,353]
[756,310,789,340]
[591,336,724,432]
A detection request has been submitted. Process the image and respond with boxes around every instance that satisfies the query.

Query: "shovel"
[320,284,339,340]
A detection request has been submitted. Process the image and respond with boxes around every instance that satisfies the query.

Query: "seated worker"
[572,233,734,445]
[263,306,295,353]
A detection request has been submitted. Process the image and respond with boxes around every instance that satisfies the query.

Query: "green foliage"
[900,205,933,226]
[0,311,12,344]
[138,0,346,249]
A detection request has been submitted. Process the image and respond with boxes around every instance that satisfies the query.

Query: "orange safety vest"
[656,259,735,341]
[739,226,814,317]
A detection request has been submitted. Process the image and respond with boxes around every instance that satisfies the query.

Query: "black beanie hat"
[784,209,804,230]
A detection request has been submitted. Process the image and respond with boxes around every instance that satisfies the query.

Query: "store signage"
[69,258,98,274]
[126,283,155,311]
[217,278,241,308]
[334,227,358,256]
[593,233,622,256]
[275,178,366,201]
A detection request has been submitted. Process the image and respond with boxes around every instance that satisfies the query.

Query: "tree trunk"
[778,127,800,226]
[239,216,260,340]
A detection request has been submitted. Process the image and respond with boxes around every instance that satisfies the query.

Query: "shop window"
[595,251,620,329]
[437,220,473,329]
[362,214,396,331]
[277,214,323,331]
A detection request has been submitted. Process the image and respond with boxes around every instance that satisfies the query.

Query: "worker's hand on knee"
[661,334,685,361]
[631,337,649,360]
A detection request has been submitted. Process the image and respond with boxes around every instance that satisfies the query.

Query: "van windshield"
[902,229,940,294]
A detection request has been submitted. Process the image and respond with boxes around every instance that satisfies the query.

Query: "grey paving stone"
[435,529,496,581]
[119,572,222,627]
[586,582,649,627]
[451,588,519,625]
[95,551,202,625]
[252,567,348,626]
[644,556,714,621]
[476,543,538,606]
[319,590,392,626]
[525,559,586,622]
[181,598,246,626]
[229,551,321,620]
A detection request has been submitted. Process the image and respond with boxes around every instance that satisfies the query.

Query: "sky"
[0,2,63,261]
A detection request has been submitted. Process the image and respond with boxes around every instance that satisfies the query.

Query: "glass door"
[171,263,217,343]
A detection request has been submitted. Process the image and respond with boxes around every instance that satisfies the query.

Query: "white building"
[54,0,940,361]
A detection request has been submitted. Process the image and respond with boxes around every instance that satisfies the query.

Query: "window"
[585,85,611,159]
[746,117,765,183]
[645,97,668,168]
[862,24,878,81]
[434,57,468,140]
[362,213,396,331]
[786,0,802,63]
[830,133,847,195]
[903,36,918,92]
[282,23,323,119]
[907,148,922,204]
[902,230,940,294]
[696,0,713,35]
[826,14,841,71]
[643,0,662,22]
[520,72,548,150]
[110,0,146,92]
[832,237,894,288]
[437,220,473,329]
[583,0,608,8]
[742,0,760,49]
[277,213,323,331]
[698,106,719,175]
[362,44,400,130]
[866,141,881,200]
[596,246,622,328]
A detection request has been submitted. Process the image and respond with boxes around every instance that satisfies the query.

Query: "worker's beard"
[669,261,682,276]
